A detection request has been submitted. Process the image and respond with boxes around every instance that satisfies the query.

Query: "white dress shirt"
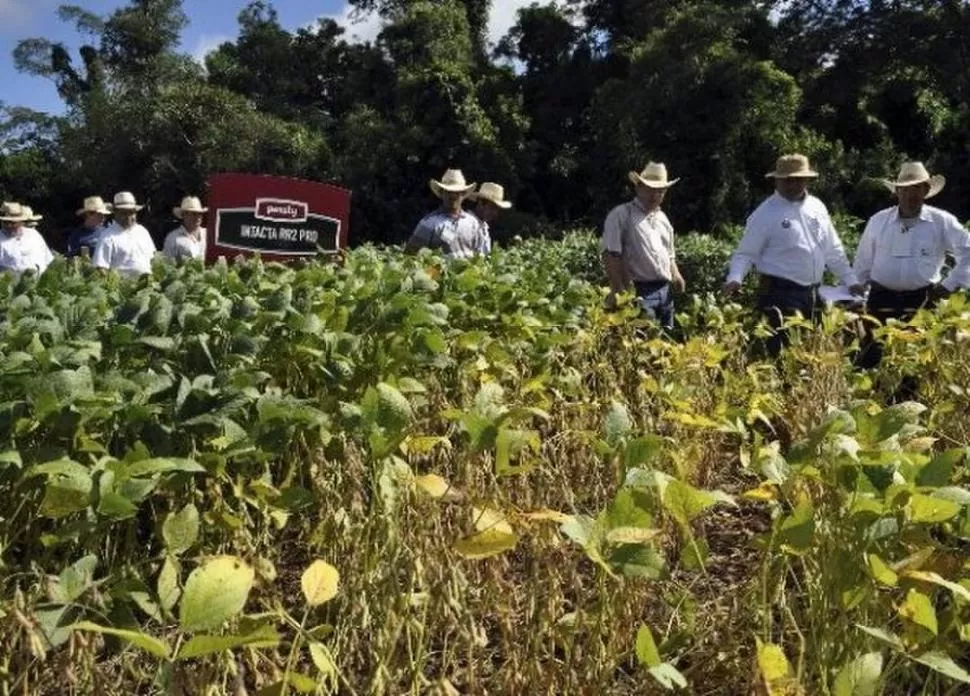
[93,223,157,277]
[727,193,857,287]
[0,227,54,274]
[163,226,207,262]
[854,205,970,292]
[601,200,675,283]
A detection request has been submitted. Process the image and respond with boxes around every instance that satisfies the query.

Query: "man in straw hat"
[469,182,513,254]
[405,169,490,259]
[67,196,112,258]
[853,162,970,373]
[724,153,864,356]
[164,196,208,262]
[0,202,54,274]
[92,191,157,277]
[601,162,685,331]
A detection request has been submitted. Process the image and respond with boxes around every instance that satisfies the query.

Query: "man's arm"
[852,215,878,288]
[724,213,767,293]
[91,236,111,270]
[603,250,630,294]
[404,219,431,255]
[940,215,970,292]
[601,207,630,302]
[665,219,685,292]
[821,212,863,292]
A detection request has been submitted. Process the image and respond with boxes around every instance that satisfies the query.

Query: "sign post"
[205,173,351,264]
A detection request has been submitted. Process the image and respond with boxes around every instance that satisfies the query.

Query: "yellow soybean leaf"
[901,570,970,603]
[308,641,337,679]
[520,508,572,523]
[898,588,938,635]
[907,494,961,523]
[756,638,793,683]
[414,474,461,501]
[867,554,899,587]
[472,507,513,535]
[454,528,517,560]
[301,560,340,607]
[743,482,779,501]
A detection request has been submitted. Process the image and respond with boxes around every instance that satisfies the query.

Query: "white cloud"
[192,33,230,64]
[314,0,544,47]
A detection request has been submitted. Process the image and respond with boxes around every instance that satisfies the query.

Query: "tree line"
[2,0,969,249]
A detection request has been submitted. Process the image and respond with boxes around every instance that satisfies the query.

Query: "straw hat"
[430,169,476,198]
[471,182,512,209]
[0,202,29,223]
[765,154,819,179]
[628,162,679,189]
[76,196,112,216]
[22,206,42,225]
[112,191,144,211]
[173,196,208,218]
[880,162,945,199]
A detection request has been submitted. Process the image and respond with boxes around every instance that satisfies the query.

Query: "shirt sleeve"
[820,210,858,286]
[853,214,878,287]
[162,231,177,259]
[40,241,54,272]
[601,206,625,254]
[92,236,111,269]
[479,220,492,255]
[409,217,433,247]
[727,209,768,283]
[941,214,970,291]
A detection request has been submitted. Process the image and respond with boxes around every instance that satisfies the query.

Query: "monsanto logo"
[254,198,309,223]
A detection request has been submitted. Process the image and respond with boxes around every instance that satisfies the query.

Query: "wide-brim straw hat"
[470,182,512,209]
[765,154,819,179]
[430,169,476,198]
[113,191,144,211]
[77,196,113,216]
[173,195,208,218]
[628,162,679,189]
[0,202,29,223]
[22,206,42,223]
[880,162,945,199]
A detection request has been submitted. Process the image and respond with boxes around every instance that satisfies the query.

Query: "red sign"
[205,173,350,264]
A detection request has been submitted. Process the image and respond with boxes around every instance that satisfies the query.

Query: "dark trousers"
[755,275,820,357]
[634,280,674,331]
[854,283,934,401]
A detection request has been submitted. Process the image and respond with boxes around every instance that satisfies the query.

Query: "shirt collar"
[892,206,931,223]
[631,198,661,216]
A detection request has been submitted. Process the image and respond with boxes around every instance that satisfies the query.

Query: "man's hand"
[722,280,742,296]
[848,283,866,297]
[671,273,686,293]
[604,292,618,312]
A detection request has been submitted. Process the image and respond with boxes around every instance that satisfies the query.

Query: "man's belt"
[633,279,670,293]
[759,274,820,292]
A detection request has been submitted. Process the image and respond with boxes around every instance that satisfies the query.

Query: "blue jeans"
[634,281,674,331]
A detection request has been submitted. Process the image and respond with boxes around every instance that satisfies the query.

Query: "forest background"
[1,0,969,251]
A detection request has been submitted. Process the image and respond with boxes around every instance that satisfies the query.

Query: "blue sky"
[0,0,532,115]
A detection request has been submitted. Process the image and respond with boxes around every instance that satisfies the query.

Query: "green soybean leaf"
[69,621,170,659]
[834,652,883,696]
[649,663,688,690]
[162,504,200,556]
[158,556,181,613]
[907,494,960,523]
[635,624,662,668]
[779,500,815,553]
[177,624,280,660]
[866,554,898,587]
[910,651,970,683]
[179,556,254,633]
